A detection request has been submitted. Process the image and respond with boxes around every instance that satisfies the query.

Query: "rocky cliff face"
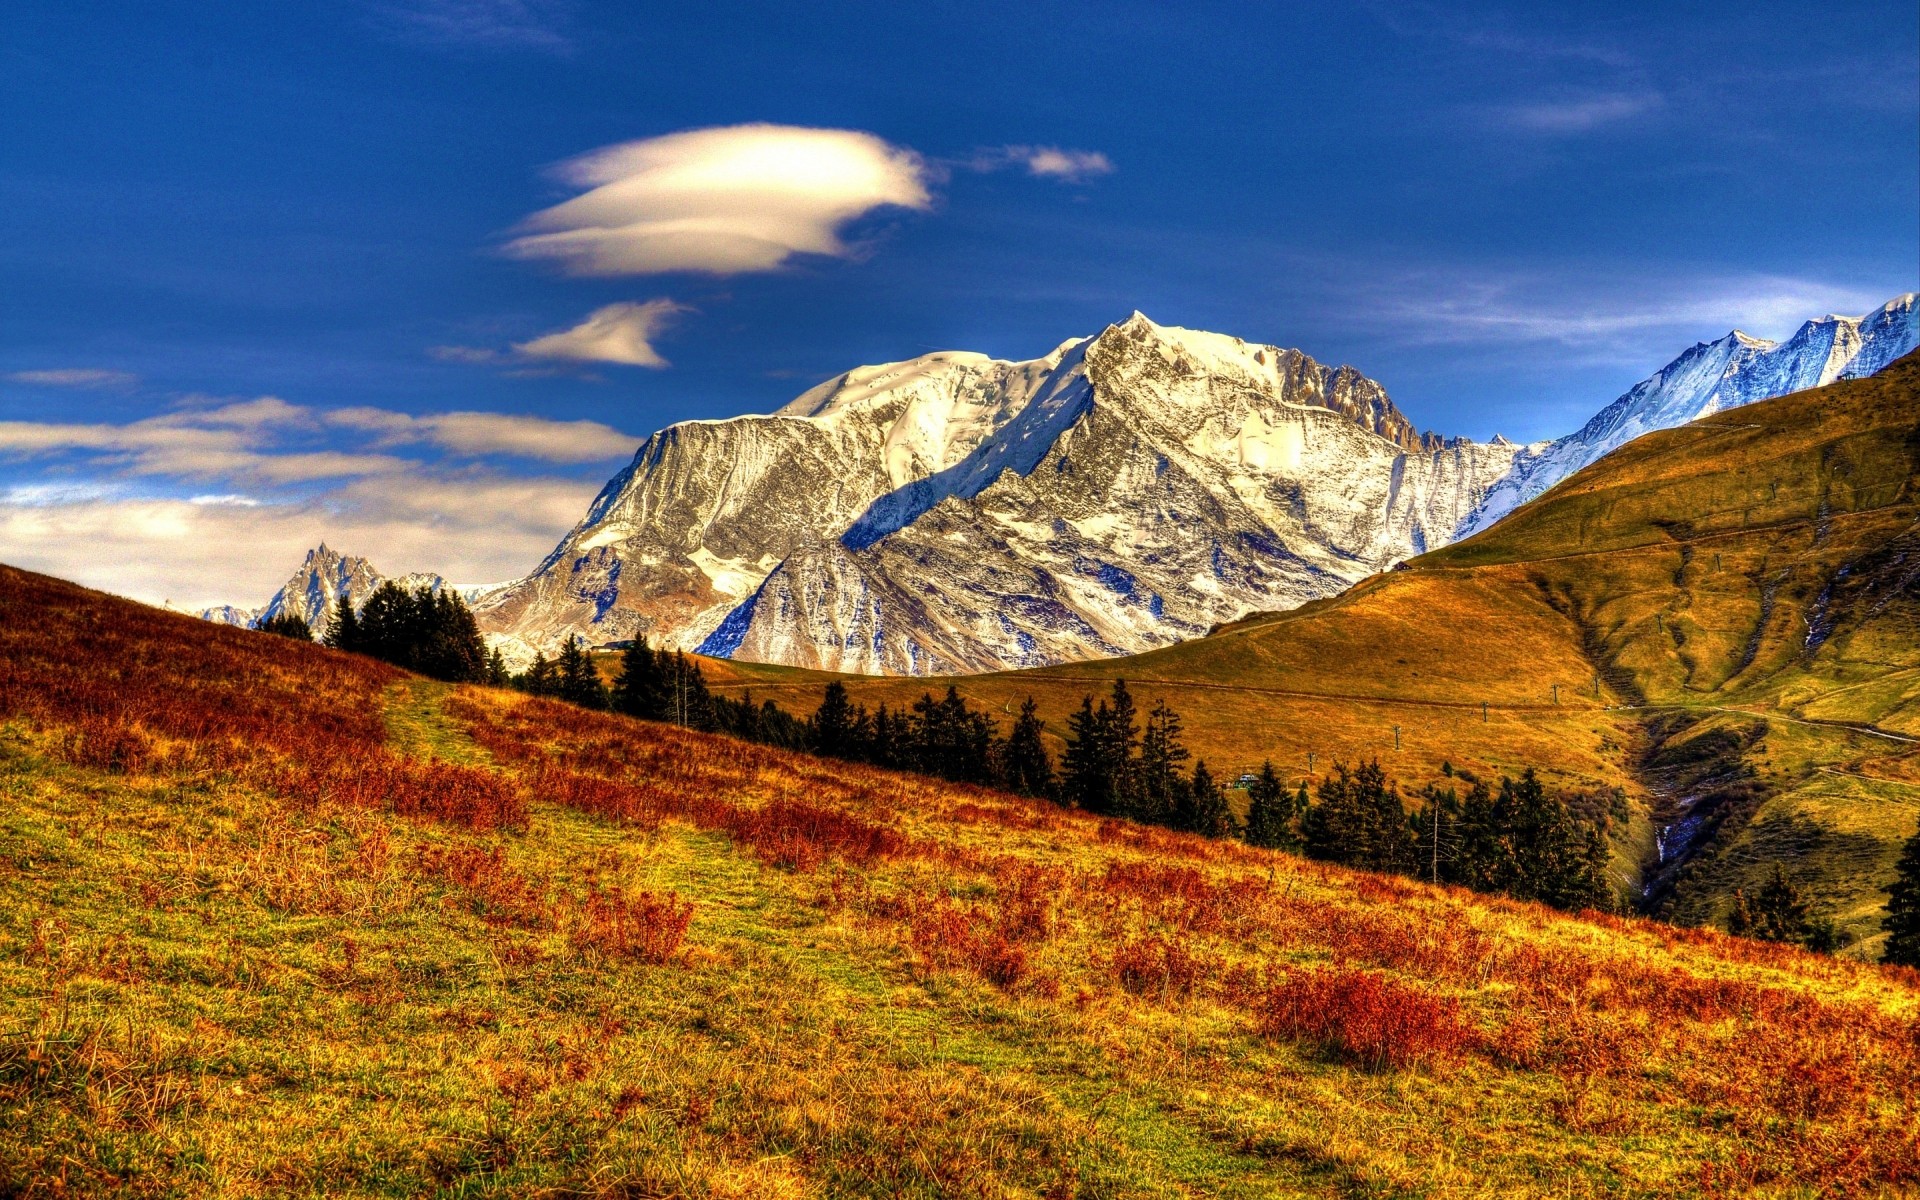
[701,314,1521,672]
[206,295,1919,676]
[1457,294,1920,537]
[201,543,453,640]
[468,348,1078,654]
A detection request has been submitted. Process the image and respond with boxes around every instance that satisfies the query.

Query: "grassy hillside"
[3,564,1919,1195]
[718,354,1920,952]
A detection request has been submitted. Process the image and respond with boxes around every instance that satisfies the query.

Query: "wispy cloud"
[1372,269,1890,359]
[1365,3,1637,69]
[325,407,637,461]
[366,0,574,53]
[0,396,637,489]
[0,474,602,610]
[6,368,139,389]
[0,396,634,606]
[504,124,933,276]
[1492,90,1663,134]
[962,145,1115,183]
[514,299,686,367]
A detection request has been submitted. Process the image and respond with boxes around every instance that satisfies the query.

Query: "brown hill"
[715,352,1920,953]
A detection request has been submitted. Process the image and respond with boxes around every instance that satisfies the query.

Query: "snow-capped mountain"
[700,314,1524,672]
[202,543,467,639]
[478,315,1495,666]
[469,347,1078,654]
[198,293,1919,676]
[1457,294,1920,537]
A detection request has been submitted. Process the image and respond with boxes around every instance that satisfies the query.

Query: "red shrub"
[908,898,1030,990]
[721,797,903,871]
[414,843,550,928]
[571,887,694,964]
[1111,934,1206,1001]
[1257,968,1476,1069]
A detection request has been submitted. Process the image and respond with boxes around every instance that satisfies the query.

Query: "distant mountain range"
[205,293,1919,674]
[203,544,504,640]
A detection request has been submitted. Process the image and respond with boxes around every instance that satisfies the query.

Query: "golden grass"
[3,564,1919,1194]
[709,356,1920,947]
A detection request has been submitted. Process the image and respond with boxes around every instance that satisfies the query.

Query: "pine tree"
[868,704,902,769]
[523,652,559,697]
[1302,762,1362,866]
[1243,761,1288,848]
[485,647,509,686]
[557,637,607,709]
[810,682,860,759]
[322,601,362,653]
[611,640,666,719]
[258,612,312,641]
[1303,760,1413,873]
[1727,888,1755,937]
[1180,760,1236,838]
[1748,865,1812,944]
[1002,697,1054,797]
[1061,696,1115,813]
[1883,818,1920,967]
[1136,699,1191,826]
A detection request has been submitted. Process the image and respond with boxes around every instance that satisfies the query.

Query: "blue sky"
[2,0,1915,606]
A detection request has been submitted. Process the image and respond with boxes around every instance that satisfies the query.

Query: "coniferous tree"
[1727,887,1756,938]
[810,682,860,759]
[1002,697,1055,797]
[1180,760,1236,838]
[611,639,667,719]
[258,612,313,641]
[323,601,362,653]
[1303,760,1413,873]
[522,652,560,697]
[485,647,509,687]
[868,704,903,769]
[556,637,608,709]
[1107,680,1142,813]
[1061,696,1115,813]
[1243,761,1289,848]
[1748,865,1812,945]
[1136,699,1191,826]
[1883,819,1920,967]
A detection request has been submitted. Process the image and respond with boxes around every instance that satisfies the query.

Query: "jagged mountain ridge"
[204,294,1920,676]
[702,314,1523,672]
[202,543,480,640]
[469,318,1443,659]
[1458,293,1920,537]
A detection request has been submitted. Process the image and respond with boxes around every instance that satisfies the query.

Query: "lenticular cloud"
[505,124,932,276]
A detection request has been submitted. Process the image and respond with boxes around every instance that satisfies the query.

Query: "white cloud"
[6,368,139,389]
[325,407,637,461]
[513,299,685,367]
[368,0,574,52]
[504,123,933,276]
[1494,91,1663,133]
[1374,270,1890,359]
[966,145,1115,183]
[427,344,507,364]
[0,473,602,610]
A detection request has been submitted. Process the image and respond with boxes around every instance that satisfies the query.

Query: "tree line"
[300,610,1906,951]
[316,582,504,684]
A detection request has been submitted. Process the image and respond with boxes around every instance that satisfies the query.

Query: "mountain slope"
[3,562,1916,1195]
[705,314,1524,672]
[713,351,1920,952]
[199,543,464,639]
[470,346,1079,653]
[474,316,1477,664]
[1459,293,1920,536]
